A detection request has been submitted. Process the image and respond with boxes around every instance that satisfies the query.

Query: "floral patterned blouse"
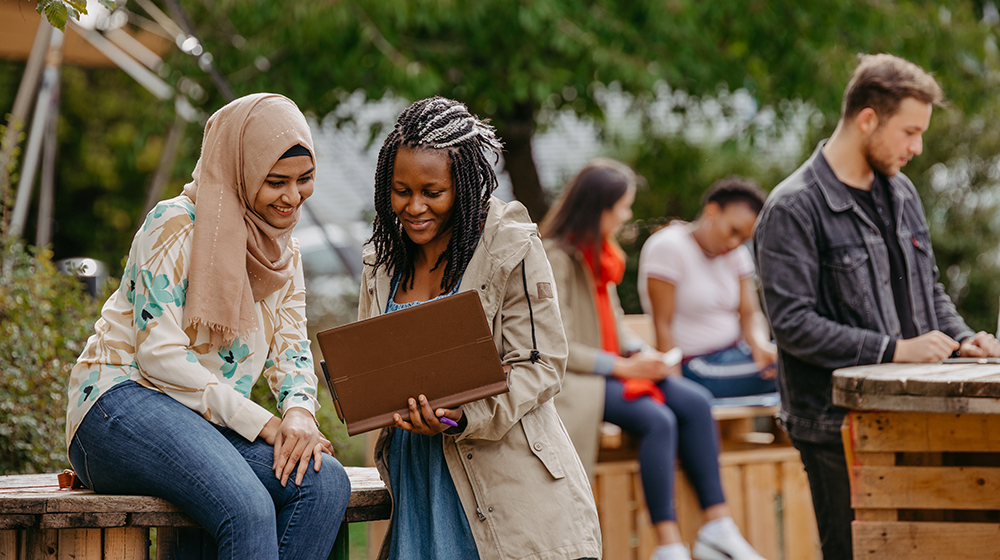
[65,194,319,448]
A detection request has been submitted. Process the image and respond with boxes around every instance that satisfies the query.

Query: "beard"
[862,133,904,177]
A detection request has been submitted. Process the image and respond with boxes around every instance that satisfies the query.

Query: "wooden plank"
[905,368,1000,398]
[743,463,779,560]
[42,512,127,529]
[847,411,1000,453]
[633,470,655,560]
[0,515,35,530]
[675,470,700,548]
[0,530,17,560]
[104,527,148,560]
[597,466,633,560]
[834,391,1000,413]
[854,509,897,521]
[781,460,820,560]
[156,527,177,560]
[852,465,1000,510]
[26,529,57,560]
[712,405,779,422]
[128,512,199,528]
[718,446,801,466]
[57,528,101,560]
[720,464,745,532]
[852,521,1000,559]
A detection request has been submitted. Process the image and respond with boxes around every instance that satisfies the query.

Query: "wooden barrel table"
[833,362,1000,560]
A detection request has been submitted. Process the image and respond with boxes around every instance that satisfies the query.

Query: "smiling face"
[862,97,932,177]
[253,156,315,229]
[390,145,455,251]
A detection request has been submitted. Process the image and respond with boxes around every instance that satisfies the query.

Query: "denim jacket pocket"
[908,230,935,280]
[822,247,874,325]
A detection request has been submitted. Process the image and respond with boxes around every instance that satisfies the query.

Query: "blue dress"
[385,279,480,560]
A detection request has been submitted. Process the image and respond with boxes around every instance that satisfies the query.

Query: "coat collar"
[362,197,536,319]
[808,139,914,213]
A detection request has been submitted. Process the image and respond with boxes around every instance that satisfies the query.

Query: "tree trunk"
[498,106,549,223]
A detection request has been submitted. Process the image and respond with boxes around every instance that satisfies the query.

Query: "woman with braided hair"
[360,96,602,560]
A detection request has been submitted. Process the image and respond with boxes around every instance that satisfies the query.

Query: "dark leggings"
[603,376,725,523]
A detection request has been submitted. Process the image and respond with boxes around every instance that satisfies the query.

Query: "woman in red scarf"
[542,159,764,560]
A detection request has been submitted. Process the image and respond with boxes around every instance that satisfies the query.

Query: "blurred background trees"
[5,0,1000,478]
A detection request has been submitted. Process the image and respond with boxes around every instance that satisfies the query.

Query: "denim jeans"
[68,381,350,560]
[681,340,777,399]
[791,438,854,560]
[603,376,725,522]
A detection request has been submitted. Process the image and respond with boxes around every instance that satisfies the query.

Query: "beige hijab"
[182,93,314,345]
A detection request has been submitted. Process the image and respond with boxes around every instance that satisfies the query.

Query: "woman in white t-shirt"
[638,176,776,399]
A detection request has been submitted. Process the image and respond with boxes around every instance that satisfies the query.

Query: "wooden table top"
[0,467,389,530]
[833,362,1000,413]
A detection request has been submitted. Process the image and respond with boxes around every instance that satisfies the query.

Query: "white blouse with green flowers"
[65,194,320,449]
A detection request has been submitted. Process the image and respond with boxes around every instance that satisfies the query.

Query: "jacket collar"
[362,197,535,318]
[809,139,914,213]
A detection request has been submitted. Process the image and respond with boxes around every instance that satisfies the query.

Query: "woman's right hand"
[614,352,672,380]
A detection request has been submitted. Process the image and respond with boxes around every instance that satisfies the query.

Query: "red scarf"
[580,240,625,355]
[581,240,665,405]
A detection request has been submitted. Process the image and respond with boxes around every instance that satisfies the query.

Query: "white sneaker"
[692,523,766,560]
[651,543,692,560]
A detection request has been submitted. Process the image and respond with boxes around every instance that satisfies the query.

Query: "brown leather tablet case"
[317,290,508,436]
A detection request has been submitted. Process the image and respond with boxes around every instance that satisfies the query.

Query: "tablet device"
[316,290,508,436]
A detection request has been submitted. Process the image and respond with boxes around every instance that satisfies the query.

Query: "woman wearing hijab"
[64,93,350,560]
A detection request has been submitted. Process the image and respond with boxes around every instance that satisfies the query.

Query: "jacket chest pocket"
[821,248,874,324]
[908,231,935,281]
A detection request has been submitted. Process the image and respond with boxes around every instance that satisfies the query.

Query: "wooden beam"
[0,4,169,68]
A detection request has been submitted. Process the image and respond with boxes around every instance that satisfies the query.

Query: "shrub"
[0,238,104,474]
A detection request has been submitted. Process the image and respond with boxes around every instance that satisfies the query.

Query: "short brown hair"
[841,53,945,120]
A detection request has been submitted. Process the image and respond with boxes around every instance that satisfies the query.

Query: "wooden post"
[0,21,51,189]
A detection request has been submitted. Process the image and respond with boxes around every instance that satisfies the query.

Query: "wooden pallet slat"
[853,521,1000,559]
[103,527,148,560]
[852,465,1000,510]
[0,530,17,560]
[57,528,102,560]
[743,463,779,560]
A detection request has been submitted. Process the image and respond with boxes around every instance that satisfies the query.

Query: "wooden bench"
[0,467,389,560]
[592,316,821,560]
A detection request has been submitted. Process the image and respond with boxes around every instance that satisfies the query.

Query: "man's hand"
[958,331,1000,358]
[893,330,959,363]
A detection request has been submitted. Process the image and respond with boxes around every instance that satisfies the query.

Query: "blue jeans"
[68,381,350,560]
[681,340,777,399]
[603,376,725,522]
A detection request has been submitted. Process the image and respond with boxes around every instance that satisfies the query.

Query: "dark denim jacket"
[753,142,973,444]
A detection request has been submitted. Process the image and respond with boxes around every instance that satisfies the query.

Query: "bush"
[0,238,104,474]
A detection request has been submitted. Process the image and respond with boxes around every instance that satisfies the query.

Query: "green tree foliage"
[0,60,190,268]
[0,238,105,474]
[6,0,116,31]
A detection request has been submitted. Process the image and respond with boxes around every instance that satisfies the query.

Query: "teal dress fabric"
[385,279,480,560]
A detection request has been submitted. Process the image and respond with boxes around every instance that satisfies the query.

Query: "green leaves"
[0,239,107,474]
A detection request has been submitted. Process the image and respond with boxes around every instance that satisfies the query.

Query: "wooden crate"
[843,410,1000,559]
[593,447,820,560]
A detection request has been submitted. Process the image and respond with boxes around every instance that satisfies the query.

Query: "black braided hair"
[370,97,503,293]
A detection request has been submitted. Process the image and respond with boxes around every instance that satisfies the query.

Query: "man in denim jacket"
[754,53,1000,559]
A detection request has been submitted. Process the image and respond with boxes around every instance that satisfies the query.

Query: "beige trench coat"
[360,199,602,560]
[543,241,631,480]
